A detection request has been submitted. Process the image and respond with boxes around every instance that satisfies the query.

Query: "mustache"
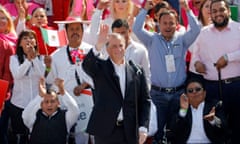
[71,33,80,38]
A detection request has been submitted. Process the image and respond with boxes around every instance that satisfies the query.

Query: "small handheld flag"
[40,27,68,47]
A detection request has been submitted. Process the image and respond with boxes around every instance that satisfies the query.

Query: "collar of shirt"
[125,41,135,60]
[190,101,205,112]
[69,46,80,51]
[111,59,126,97]
[210,20,233,32]
[110,58,126,68]
[111,59,126,78]
[188,101,211,143]
[42,110,58,119]
[159,32,177,42]
[126,41,134,50]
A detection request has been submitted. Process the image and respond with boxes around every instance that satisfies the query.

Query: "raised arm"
[55,78,80,132]
[82,24,109,78]
[22,78,46,132]
[180,0,200,49]
[132,0,155,48]
[86,0,110,45]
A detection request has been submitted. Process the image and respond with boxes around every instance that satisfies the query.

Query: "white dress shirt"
[92,47,148,133]
[125,40,151,89]
[47,42,93,96]
[46,43,94,134]
[112,60,126,121]
[186,102,211,144]
[10,55,45,108]
[93,39,151,89]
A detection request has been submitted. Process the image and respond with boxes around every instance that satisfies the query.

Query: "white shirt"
[46,43,94,132]
[95,39,151,89]
[92,47,148,133]
[112,60,126,121]
[10,55,45,108]
[47,42,93,97]
[125,40,151,89]
[22,91,80,132]
[187,102,211,144]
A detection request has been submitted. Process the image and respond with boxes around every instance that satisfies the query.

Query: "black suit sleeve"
[166,100,191,143]
[82,49,101,79]
[138,67,151,129]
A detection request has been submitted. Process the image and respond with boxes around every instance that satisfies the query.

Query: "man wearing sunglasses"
[191,0,240,142]
[166,78,228,144]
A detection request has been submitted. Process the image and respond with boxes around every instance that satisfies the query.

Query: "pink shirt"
[4,2,40,20]
[191,20,240,80]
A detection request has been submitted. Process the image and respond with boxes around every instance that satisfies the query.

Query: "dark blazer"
[166,99,228,144]
[82,50,151,144]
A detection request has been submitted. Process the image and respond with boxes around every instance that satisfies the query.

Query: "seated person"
[22,78,80,144]
[166,78,228,144]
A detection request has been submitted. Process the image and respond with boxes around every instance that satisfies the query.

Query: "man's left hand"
[215,56,228,70]
[204,106,215,121]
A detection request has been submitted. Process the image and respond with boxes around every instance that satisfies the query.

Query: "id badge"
[165,54,176,72]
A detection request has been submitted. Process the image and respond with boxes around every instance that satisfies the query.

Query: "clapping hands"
[26,43,37,61]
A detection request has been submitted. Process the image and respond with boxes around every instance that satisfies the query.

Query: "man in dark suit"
[82,25,151,144]
[166,78,228,144]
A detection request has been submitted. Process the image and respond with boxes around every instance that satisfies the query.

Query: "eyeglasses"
[186,87,203,94]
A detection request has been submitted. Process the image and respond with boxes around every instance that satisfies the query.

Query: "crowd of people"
[0,0,240,144]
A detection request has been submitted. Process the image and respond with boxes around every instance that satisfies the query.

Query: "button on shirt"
[10,55,45,108]
[112,60,126,121]
[187,102,211,144]
[92,48,126,120]
[125,40,151,89]
[191,20,240,80]
[92,47,148,133]
[133,9,200,87]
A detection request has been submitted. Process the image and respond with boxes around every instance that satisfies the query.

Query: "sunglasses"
[186,87,203,94]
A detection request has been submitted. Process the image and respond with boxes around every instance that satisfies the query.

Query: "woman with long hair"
[29,7,56,55]
[188,0,212,79]
[9,30,50,144]
[198,0,212,26]
[85,0,135,45]
[0,5,17,144]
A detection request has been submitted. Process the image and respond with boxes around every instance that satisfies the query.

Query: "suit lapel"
[203,102,211,115]
[187,107,193,125]
[106,59,123,98]
[125,62,134,98]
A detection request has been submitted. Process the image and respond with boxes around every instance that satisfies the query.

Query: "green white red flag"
[40,27,67,47]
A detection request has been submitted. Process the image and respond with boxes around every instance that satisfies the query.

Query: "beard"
[213,17,229,28]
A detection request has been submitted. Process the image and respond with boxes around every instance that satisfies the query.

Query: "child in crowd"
[22,78,79,144]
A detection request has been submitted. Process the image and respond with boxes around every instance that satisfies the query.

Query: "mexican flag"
[40,27,67,47]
